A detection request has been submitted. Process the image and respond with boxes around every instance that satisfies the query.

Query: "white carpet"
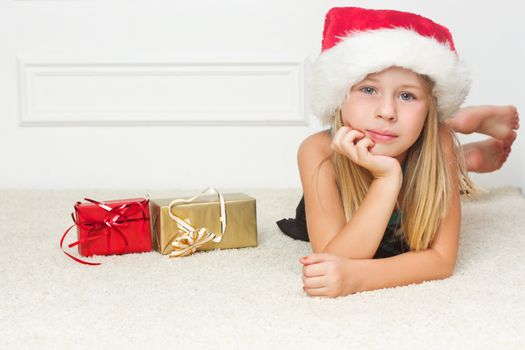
[1,187,524,350]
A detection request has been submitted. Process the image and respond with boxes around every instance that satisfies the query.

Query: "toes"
[503,145,512,164]
[502,148,511,164]
[510,130,517,142]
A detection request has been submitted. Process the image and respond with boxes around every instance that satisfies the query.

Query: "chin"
[370,145,407,163]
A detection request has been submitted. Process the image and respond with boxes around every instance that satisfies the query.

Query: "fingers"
[332,126,354,150]
[339,130,362,159]
[332,126,361,148]
[300,255,337,294]
[303,286,330,297]
[301,260,326,278]
[331,127,364,158]
[302,277,333,297]
[331,127,376,166]
[299,253,338,266]
[355,137,375,160]
[300,257,341,297]
[302,274,325,289]
[302,270,329,296]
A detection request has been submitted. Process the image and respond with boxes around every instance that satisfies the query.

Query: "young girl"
[277,7,520,298]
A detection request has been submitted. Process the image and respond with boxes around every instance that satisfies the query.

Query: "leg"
[446,105,519,142]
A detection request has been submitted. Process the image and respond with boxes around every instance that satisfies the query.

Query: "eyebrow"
[361,77,424,91]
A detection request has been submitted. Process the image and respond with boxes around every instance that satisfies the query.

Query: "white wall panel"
[19,60,305,126]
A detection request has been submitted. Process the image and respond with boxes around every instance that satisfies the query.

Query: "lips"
[367,129,398,142]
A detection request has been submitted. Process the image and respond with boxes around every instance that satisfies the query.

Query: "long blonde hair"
[330,77,475,251]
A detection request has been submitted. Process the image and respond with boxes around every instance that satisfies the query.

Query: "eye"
[360,86,376,95]
[400,92,416,101]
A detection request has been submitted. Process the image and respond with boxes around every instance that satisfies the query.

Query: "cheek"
[401,122,426,149]
[341,97,372,127]
[403,109,427,139]
[341,110,367,129]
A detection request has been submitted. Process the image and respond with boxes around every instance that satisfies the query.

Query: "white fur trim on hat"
[311,28,471,124]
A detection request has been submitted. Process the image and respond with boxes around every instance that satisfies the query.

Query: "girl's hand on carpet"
[299,253,359,298]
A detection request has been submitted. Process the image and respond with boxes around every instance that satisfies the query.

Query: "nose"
[375,95,397,122]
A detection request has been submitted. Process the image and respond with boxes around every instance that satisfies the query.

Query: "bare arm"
[323,173,402,259]
[349,126,461,292]
[298,132,390,258]
[298,131,345,253]
[299,130,403,259]
[352,248,453,292]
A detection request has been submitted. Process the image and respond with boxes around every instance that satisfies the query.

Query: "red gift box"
[60,197,152,265]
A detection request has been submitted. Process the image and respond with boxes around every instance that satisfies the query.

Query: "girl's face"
[340,66,431,163]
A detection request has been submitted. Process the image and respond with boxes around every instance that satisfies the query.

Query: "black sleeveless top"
[276,196,410,259]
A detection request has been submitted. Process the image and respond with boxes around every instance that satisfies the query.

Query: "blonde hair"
[330,76,475,251]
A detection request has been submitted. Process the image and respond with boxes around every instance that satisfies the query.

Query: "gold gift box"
[150,193,257,255]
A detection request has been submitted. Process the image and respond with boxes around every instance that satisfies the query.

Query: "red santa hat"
[311,7,471,124]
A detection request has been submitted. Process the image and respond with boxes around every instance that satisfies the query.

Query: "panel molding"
[18,58,308,126]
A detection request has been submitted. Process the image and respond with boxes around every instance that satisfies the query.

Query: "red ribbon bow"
[60,198,149,266]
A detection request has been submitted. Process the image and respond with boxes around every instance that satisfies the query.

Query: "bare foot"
[447,105,519,142]
[462,137,513,173]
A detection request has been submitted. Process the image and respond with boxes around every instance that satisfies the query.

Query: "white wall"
[1,0,523,190]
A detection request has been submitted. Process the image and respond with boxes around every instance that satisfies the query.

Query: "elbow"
[432,263,454,281]
[444,262,456,279]
[430,247,457,279]
[438,258,456,280]
[440,265,454,280]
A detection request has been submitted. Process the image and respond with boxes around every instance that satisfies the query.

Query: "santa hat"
[311,7,471,124]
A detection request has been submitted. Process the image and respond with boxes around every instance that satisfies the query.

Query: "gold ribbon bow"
[167,187,227,258]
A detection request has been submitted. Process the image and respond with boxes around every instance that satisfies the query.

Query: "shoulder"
[297,130,346,253]
[298,129,333,163]
[299,130,332,155]
[297,130,335,178]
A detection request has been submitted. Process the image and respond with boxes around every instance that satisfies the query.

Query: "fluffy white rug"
[1,187,524,349]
